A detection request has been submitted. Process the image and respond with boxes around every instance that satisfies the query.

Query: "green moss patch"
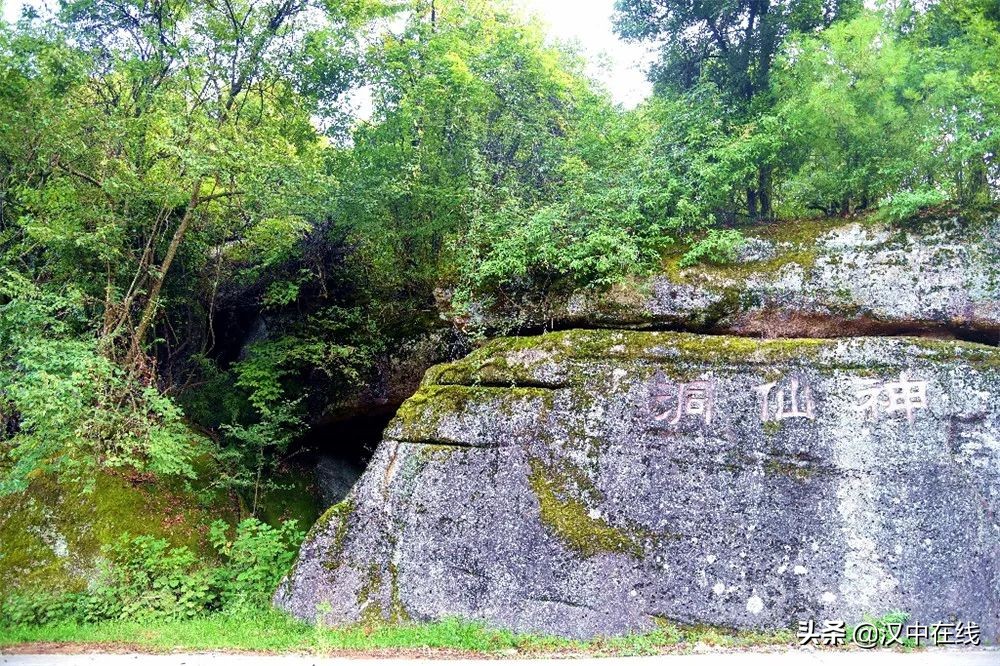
[528,458,643,559]
[319,499,354,572]
[431,330,1000,382]
[393,384,553,443]
[256,463,322,530]
[0,470,235,599]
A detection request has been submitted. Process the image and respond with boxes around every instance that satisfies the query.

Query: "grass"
[0,610,798,657]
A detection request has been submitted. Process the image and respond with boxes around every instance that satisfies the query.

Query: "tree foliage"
[0,0,997,514]
[0,0,365,491]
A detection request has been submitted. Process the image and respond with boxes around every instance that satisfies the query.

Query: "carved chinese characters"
[755,377,816,422]
[651,379,715,425]
[853,373,929,423]
[650,371,932,426]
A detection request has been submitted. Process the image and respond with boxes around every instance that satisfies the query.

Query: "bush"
[679,229,746,267]
[105,535,219,621]
[876,189,949,224]
[0,590,120,627]
[0,278,203,495]
[210,518,304,611]
[0,517,304,627]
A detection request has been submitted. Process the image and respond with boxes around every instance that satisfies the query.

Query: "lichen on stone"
[356,562,384,624]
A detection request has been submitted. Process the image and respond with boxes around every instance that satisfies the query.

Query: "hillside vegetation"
[0,0,997,637]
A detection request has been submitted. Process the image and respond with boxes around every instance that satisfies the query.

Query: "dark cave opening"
[291,409,397,509]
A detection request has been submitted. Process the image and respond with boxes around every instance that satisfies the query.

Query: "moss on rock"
[528,458,643,559]
[319,499,354,572]
[0,469,236,600]
[418,330,1000,388]
[257,463,322,531]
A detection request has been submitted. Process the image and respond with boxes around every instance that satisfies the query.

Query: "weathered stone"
[276,329,1000,641]
[0,470,235,598]
[455,217,1000,343]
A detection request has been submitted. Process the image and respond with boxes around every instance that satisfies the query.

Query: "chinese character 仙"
[755,376,816,422]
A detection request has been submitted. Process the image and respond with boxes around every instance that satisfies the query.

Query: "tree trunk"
[758,165,773,221]
[964,157,989,206]
[127,179,203,365]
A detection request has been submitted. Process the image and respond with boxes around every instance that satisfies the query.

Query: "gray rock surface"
[276,330,1000,641]
[455,217,1000,342]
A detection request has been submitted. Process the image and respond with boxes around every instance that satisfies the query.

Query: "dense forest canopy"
[0,0,997,507]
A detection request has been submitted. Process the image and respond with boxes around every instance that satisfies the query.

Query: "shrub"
[104,535,219,621]
[679,229,746,267]
[210,518,304,611]
[0,278,203,495]
[0,517,304,627]
[876,189,949,223]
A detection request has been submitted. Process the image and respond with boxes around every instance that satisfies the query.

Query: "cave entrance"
[293,409,395,509]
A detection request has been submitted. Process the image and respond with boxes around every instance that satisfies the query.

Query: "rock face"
[276,329,1000,641]
[458,217,1000,342]
[0,471,234,599]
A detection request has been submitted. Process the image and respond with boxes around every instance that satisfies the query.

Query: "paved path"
[2,651,997,665]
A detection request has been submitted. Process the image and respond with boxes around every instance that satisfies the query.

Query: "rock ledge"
[276,330,1000,641]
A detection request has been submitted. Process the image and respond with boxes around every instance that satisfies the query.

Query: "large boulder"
[455,217,1000,343]
[276,329,1000,640]
[0,469,235,599]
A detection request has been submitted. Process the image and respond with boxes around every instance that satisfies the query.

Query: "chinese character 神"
[652,379,715,426]
[755,377,816,422]
[854,372,929,423]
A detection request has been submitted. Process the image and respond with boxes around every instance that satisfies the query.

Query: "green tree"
[0,0,367,490]
[912,0,1000,206]
[773,11,920,215]
[337,0,615,300]
[772,2,1000,216]
[614,0,860,218]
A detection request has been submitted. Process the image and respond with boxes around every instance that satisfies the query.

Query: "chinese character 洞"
[651,379,715,426]
[755,377,816,422]
[853,372,929,423]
